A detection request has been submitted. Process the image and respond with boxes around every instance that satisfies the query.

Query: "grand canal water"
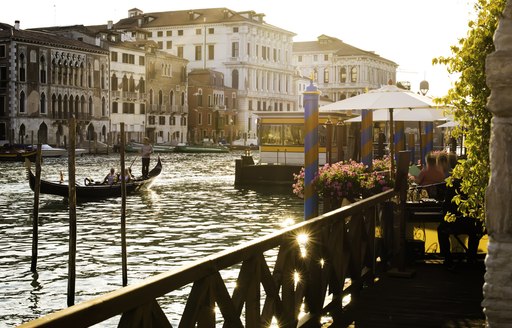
[0,151,304,327]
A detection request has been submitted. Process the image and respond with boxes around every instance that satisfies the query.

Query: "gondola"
[27,156,162,199]
[0,149,37,162]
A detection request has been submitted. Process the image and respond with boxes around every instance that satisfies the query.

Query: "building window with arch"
[181,92,185,106]
[40,93,46,114]
[340,67,347,83]
[169,90,174,106]
[88,96,93,117]
[323,68,329,83]
[19,91,26,113]
[111,73,118,90]
[351,66,358,83]
[232,70,239,89]
[101,97,106,117]
[19,53,26,82]
[88,63,93,88]
[40,55,47,84]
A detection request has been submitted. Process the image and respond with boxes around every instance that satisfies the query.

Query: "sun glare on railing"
[297,233,309,257]
[294,270,301,288]
[268,316,280,327]
[280,217,296,228]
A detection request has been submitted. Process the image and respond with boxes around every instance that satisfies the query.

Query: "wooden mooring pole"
[67,117,77,306]
[30,145,42,272]
[120,123,128,286]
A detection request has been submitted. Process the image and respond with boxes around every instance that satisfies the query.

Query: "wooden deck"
[334,259,486,327]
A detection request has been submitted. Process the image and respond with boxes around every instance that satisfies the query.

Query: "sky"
[0,0,477,97]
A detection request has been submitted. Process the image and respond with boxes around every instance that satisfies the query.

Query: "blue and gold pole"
[425,122,434,155]
[394,121,405,163]
[361,109,373,170]
[303,82,321,220]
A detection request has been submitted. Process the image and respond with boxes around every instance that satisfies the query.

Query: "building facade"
[0,21,110,147]
[187,69,237,144]
[114,7,297,141]
[293,35,398,103]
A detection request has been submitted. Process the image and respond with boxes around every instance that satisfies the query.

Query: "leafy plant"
[432,0,507,222]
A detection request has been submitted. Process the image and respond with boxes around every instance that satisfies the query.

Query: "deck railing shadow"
[20,188,399,328]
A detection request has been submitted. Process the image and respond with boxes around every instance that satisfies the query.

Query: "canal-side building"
[187,68,238,144]
[35,23,190,145]
[293,34,398,102]
[0,21,110,146]
[112,7,297,142]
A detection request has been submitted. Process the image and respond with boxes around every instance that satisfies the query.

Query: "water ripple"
[0,152,303,326]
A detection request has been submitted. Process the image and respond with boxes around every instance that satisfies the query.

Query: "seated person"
[104,168,118,185]
[437,178,481,267]
[416,153,445,198]
[123,168,134,182]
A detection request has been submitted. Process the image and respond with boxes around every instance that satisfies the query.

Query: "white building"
[293,35,398,102]
[115,8,297,140]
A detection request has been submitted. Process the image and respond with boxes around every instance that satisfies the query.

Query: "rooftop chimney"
[14,20,20,30]
[107,20,113,29]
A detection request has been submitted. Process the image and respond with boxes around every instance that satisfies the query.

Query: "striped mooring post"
[361,109,373,169]
[394,121,405,164]
[424,122,434,156]
[303,82,321,220]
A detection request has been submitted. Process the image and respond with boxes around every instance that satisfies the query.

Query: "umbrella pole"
[418,121,423,166]
[389,108,395,176]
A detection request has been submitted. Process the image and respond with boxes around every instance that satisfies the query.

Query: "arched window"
[122,75,128,92]
[323,68,329,83]
[88,96,93,116]
[149,89,154,105]
[102,97,106,117]
[19,91,25,113]
[69,95,74,117]
[40,55,47,83]
[111,73,118,91]
[38,122,48,144]
[232,69,239,89]
[158,90,163,106]
[63,95,68,118]
[169,90,174,106]
[129,75,135,92]
[351,66,358,83]
[80,63,85,87]
[52,94,57,118]
[139,77,145,93]
[74,96,79,118]
[19,124,26,144]
[101,64,105,89]
[57,95,63,118]
[40,92,46,114]
[19,53,26,82]
[181,92,185,106]
[87,124,95,141]
[88,63,93,87]
[339,67,347,83]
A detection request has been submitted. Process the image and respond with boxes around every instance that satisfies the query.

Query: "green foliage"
[433,0,507,222]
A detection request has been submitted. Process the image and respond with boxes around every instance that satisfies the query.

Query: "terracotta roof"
[294,34,396,65]
[114,8,295,35]
[0,23,107,54]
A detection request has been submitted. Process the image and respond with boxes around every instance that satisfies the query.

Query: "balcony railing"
[18,187,398,327]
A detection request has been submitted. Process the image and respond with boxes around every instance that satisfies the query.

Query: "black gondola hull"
[27,157,162,199]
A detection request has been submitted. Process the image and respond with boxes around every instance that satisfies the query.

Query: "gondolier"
[141,137,153,178]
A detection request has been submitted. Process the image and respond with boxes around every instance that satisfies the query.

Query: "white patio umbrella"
[321,84,448,172]
[344,108,447,122]
[437,120,459,128]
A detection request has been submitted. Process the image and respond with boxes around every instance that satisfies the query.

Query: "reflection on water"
[0,152,304,326]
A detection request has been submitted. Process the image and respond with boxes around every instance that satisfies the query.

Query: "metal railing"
[19,189,397,328]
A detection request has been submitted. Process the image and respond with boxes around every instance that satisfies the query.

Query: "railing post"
[388,150,415,277]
